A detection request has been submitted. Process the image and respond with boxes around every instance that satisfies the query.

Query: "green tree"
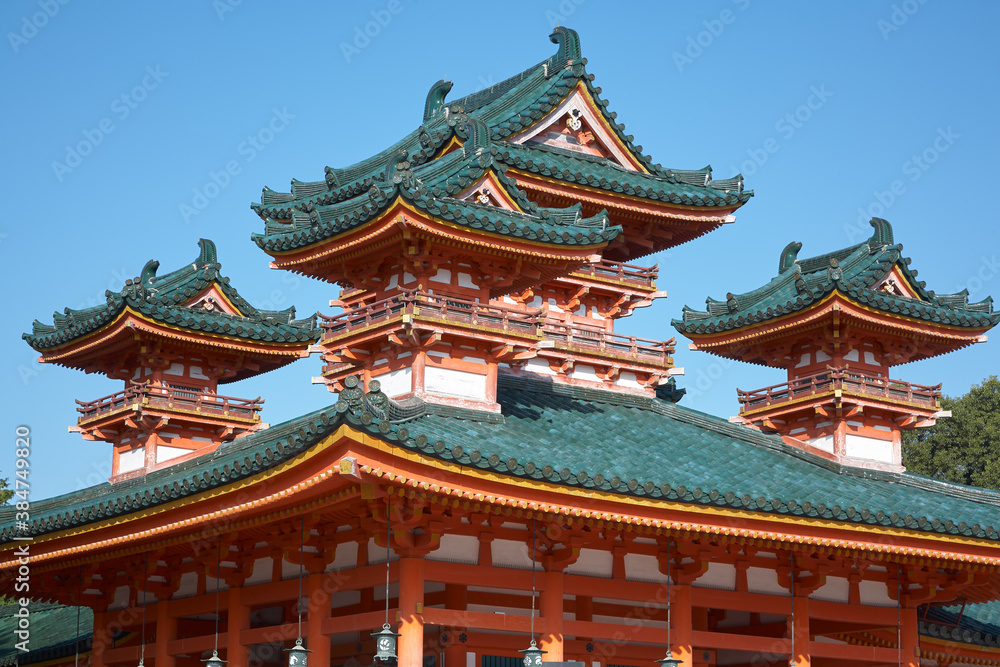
[0,476,11,504]
[902,375,1000,489]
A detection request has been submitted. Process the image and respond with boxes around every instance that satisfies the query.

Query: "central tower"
[252,28,751,411]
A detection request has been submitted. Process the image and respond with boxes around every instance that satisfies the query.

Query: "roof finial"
[423,79,453,122]
[549,26,581,62]
[867,217,894,248]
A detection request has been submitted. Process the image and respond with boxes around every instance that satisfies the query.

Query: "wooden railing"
[543,322,674,364]
[77,383,263,422]
[319,289,675,365]
[573,259,657,287]
[319,290,543,339]
[737,369,942,413]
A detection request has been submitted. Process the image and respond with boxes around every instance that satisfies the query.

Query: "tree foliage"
[0,477,11,505]
[902,375,1000,489]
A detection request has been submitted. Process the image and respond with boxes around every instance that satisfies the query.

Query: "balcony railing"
[542,322,674,365]
[319,290,543,339]
[572,259,658,288]
[319,289,675,366]
[77,383,263,423]
[737,369,942,413]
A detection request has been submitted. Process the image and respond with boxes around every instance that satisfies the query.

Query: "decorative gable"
[184,284,244,316]
[510,86,646,171]
[873,266,921,300]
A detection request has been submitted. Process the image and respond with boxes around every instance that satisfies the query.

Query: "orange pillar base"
[399,557,426,667]
[539,570,564,661]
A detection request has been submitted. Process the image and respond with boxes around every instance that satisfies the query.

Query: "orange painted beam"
[167,632,225,656]
[422,607,545,634]
[690,630,786,655]
[425,560,534,590]
[320,609,394,635]
[809,599,897,625]
[240,622,298,645]
[562,619,664,644]
[808,640,897,662]
[691,587,793,615]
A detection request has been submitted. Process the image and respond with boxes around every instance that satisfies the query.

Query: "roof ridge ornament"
[140,259,160,284]
[778,241,802,273]
[549,26,582,63]
[867,216,894,249]
[197,238,218,267]
[462,117,492,156]
[423,79,453,122]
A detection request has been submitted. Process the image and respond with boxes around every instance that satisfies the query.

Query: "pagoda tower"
[252,27,751,410]
[674,218,1000,471]
[23,239,319,481]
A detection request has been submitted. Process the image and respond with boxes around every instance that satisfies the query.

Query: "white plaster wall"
[119,446,145,473]
[491,538,534,569]
[157,445,190,463]
[425,534,480,565]
[694,562,736,590]
[426,366,487,400]
[378,367,412,398]
[624,553,670,583]
[806,435,834,453]
[809,575,850,603]
[845,434,893,463]
[327,541,358,572]
[564,548,613,578]
[747,566,788,595]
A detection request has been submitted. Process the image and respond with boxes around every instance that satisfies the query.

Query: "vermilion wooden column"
[227,587,250,666]
[398,557,425,667]
[155,601,177,667]
[443,584,468,667]
[790,597,810,667]
[672,585,692,667]
[539,570,564,661]
[901,605,919,667]
[308,574,332,667]
[91,611,110,667]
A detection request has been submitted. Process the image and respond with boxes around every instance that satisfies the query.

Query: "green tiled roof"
[923,600,1000,649]
[7,375,1000,547]
[0,602,93,666]
[24,239,320,351]
[673,218,999,336]
[495,141,747,207]
[252,140,621,254]
[251,27,748,253]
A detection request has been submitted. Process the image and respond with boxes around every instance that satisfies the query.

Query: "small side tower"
[24,239,319,481]
[674,218,999,471]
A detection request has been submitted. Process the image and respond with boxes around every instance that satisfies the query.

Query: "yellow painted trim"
[689,290,987,350]
[348,426,1000,555]
[268,198,608,265]
[39,307,308,361]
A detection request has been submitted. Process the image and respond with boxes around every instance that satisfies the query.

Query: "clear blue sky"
[3,1,999,500]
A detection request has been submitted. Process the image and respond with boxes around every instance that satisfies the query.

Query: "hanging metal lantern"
[372,623,400,663]
[203,650,227,667]
[655,653,681,667]
[285,637,312,667]
[520,639,546,667]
